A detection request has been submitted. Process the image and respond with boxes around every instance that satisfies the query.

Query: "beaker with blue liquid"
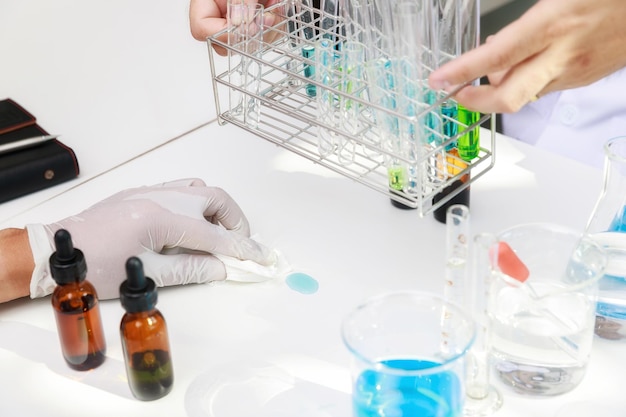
[341,291,475,417]
[586,136,626,341]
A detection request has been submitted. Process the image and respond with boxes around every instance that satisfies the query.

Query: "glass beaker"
[585,136,626,341]
[488,223,607,396]
[341,291,475,417]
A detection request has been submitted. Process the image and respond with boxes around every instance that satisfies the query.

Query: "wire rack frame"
[207,1,496,216]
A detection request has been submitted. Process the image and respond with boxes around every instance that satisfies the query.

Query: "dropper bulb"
[120,256,157,313]
[49,229,87,283]
[125,257,147,291]
[54,229,75,262]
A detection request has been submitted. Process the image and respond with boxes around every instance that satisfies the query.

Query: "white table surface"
[0,120,623,416]
[0,0,223,223]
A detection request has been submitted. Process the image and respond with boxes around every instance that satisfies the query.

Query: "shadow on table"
[185,357,351,417]
[0,320,133,399]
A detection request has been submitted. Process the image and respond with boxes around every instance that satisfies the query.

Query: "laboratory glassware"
[316,0,357,163]
[444,205,502,415]
[50,229,106,371]
[585,136,626,341]
[436,0,481,161]
[433,148,471,223]
[443,205,471,326]
[316,36,340,157]
[488,223,606,396]
[120,257,174,401]
[465,233,502,415]
[342,291,475,417]
[391,0,436,198]
[286,0,317,95]
[206,0,496,216]
[341,0,380,158]
[431,0,479,221]
[227,1,265,128]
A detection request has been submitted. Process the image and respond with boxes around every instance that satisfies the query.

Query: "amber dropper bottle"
[50,229,107,371]
[120,257,174,401]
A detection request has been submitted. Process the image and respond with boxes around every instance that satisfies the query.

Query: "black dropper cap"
[120,257,157,313]
[49,229,87,284]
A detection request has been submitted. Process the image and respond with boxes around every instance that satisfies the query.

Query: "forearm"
[0,228,34,303]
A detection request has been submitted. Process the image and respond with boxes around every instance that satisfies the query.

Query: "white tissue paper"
[161,234,292,284]
[216,247,292,283]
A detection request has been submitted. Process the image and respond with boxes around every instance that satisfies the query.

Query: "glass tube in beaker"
[465,232,503,416]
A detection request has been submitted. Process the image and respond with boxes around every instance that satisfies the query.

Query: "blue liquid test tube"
[298,0,317,97]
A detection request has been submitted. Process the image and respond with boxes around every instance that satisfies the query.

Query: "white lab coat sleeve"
[502,68,626,169]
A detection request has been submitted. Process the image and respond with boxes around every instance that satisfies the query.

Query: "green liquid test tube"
[388,166,406,191]
[457,105,480,161]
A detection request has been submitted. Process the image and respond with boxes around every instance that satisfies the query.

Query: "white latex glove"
[26,178,276,299]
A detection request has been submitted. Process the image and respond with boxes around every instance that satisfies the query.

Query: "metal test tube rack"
[206,1,495,217]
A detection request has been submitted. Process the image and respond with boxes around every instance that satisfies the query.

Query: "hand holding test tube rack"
[207,0,495,216]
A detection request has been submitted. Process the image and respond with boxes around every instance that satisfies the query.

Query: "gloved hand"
[26,178,275,299]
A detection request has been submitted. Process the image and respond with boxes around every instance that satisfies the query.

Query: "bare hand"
[428,0,626,113]
[189,0,283,55]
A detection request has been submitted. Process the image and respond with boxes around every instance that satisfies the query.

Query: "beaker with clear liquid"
[487,223,607,396]
[586,136,626,341]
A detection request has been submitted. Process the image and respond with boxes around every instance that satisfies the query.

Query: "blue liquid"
[598,205,626,320]
[441,101,458,151]
[609,205,626,232]
[302,46,317,97]
[353,358,463,417]
[285,272,319,294]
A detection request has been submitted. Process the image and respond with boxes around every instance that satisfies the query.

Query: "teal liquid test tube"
[302,45,316,97]
[441,100,458,150]
[296,0,316,97]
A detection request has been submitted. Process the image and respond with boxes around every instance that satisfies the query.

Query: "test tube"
[465,232,503,416]
[245,3,264,129]
[300,0,317,97]
[320,0,356,165]
[437,0,481,160]
[227,0,245,118]
[442,204,470,356]
[337,41,363,165]
[286,0,303,88]
[339,0,366,161]
[357,0,402,187]
[227,1,264,128]
[350,0,387,158]
[340,0,370,158]
[391,0,433,198]
[457,104,480,161]
[316,37,339,157]
[433,148,471,223]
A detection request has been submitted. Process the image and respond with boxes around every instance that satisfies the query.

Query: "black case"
[0,100,80,203]
[0,98,36,135]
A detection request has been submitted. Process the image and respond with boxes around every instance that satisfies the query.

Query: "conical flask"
[585,136,626,341]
